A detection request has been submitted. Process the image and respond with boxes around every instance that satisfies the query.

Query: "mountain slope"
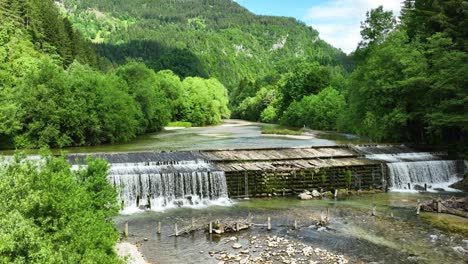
[60,0,351,89]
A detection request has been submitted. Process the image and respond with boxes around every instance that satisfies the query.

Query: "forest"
[0,0,230,149]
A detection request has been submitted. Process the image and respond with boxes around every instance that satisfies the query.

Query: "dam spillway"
[67,145,464,211]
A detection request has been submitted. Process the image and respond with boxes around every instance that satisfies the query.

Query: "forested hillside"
[59,0,351,89]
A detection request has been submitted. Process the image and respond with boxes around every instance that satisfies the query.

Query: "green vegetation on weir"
[0,154,122,263]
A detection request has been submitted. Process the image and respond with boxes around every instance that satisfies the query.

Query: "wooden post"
[175,223,179,237]
[157,221,161,234]
[371,205,376,216]
[407,183,411,190]
[191,217,195,227]
[294,219,298,230]
[326,207,330,221]
[334,189,338,199]
[209,221,213,234]
[235,222,239,232]
[424,183,427,191]
[124,221,129,237]
[416,199,420,215]
[267,217,271,231]
[437,200,442,213]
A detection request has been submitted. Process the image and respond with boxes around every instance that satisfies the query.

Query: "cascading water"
[355,145,462,192]
[68,152,231,214]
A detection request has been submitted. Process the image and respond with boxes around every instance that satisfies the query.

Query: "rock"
[433,188,445,192]
[453,246,467,254]
[240,250,249,254]
[298,192,313,200]
[429,235,437,242]
[232,243,242,249]
[317,227,327,232]
[311,190,321,197]
[240,256,250,264]
[229,236,237,241]
[143,238,148,241]
[413,184,425,191]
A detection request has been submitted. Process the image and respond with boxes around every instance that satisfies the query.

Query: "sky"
[234,0,402,54]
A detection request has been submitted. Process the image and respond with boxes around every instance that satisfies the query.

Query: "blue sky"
[235,0,402,53]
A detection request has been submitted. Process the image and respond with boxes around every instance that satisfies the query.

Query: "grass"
[261,125,304,136]
[167,121,192,128]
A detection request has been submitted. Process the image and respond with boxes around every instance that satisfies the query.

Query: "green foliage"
[278,63,332,112]
[344,1,467,154]
[358,6,396,49]
[261,126,303,136]
[260,105,278,123]
[167,121,192,128]
[116,62,171,132]
[0,154,121,263]
[182,77,231,126]
[344,170,352,189]
[281,87,345,130]
[320,171,327,186]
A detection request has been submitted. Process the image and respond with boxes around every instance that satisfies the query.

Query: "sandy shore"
[116,242,148,264]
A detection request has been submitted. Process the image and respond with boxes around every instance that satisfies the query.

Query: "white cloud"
[303,0,401,54]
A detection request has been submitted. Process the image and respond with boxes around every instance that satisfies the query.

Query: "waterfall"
[356,145,461,192]
[69,152,231,213]
[387,160,458,191]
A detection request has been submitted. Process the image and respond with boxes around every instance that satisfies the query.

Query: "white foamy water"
[364,152,438,162]
[108,160,231,213]
[359,147,461,192]
[387,160,459,191]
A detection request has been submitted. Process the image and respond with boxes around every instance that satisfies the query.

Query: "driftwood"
[209,219,251,234]
[420,197,468,218]
[168,223,204,237]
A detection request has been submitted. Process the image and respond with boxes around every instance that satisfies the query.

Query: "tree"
[0,154,122,263]
[116,62,171,132]
[357,6,396,50]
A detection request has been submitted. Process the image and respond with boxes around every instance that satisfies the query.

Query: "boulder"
[298,193,313,200]
[311,190,321,197]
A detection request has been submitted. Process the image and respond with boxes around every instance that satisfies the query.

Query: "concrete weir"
[68,145,384,200]
[198,146,383,198]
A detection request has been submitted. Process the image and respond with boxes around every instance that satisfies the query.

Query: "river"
[4,119,367,155]
[115,193,467,264]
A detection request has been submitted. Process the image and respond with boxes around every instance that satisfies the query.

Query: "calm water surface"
[0,120,371,155]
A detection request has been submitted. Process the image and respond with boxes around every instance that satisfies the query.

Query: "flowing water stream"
[354,146,462,192]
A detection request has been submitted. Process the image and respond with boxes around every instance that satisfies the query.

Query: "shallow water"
[115,193,468,264]
[0,120,370,155]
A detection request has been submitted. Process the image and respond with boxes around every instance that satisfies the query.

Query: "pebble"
[232,243,242,249]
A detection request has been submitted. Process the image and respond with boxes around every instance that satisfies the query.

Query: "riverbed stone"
[232,243,242,249]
